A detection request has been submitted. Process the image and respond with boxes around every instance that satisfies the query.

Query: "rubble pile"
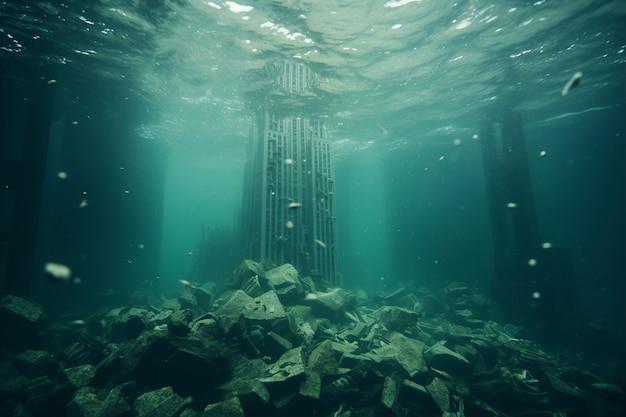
[1,261,624,417]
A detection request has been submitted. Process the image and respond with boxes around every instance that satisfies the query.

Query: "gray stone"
[382,372,402,413]
[426,376,451,413]
[264,331,293,358]
[418,294,446,318]
[62,365,95,388]
[215,290,286,333]
[14,350,59,377]
[287,306,318,345]
[203,396,244,417]
[299,370,321,399]
[168,309,192,336]
[260,346,305,383]
[424,341,471,375]
[66,387,102,417]
[108,308,148,342]
[307,339,338,379]
[377,306,419,332]
[134,386,189,417]
[0,295,43,351]
[98,382,134,417]
[265,263,303,303]
[365,332,428,379]
[232,259,266,289]
[307,288,357,318]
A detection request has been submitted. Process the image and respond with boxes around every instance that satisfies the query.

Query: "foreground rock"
[0,263,624,417]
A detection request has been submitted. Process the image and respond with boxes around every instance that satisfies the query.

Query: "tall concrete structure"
[241,61,338,286]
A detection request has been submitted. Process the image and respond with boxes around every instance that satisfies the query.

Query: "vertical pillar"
[1,68,55,297]
[480,112,578,342]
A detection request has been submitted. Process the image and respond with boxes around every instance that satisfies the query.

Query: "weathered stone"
[299,370,321,399]
[149,310,173,326]
[265,263,303,303]
[232,259,266,289]
[178,291,197,310]
[287,306,318,345]
[190,286,213,311]
[66,387,102,417]
[0,295,43,351]
[134,386,189,417]
[377,306,419,332]
[226,378,271,406]
[307,288,357,318]
[401,379,439,416]
[426,376,451,413]
[381,372,402,413]
[264,331,293,358]
[62,364,95,388]
[168,309,192,336]
[215,290,286,333]
[108,308,148,342]
[204,396,244,417]
[260,346,305,383]
[223,357,270,407]
[24,375,72,415]
[98,382,134,417]
[424,341,471,375]
[418,294,446,318]
[190,317,220,341]
[365,333,428,379]
[307,340,338,379]
[14,350,59,377]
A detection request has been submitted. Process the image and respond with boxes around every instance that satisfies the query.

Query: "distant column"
[241,61,338,286]
[480,112,578,342]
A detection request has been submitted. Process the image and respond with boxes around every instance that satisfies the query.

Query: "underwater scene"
[1,0,625,416]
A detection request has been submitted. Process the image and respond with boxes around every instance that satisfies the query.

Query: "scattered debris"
[0,261,623,417]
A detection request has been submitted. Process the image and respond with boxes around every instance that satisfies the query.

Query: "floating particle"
[314,239,327,248]
[285,220,294,229]
[507,202,517,208]
[48,79,57,85]
[138,243,145,249]
[288,202,302,209]
[187,251,193,256]
[561,71,582,96]
[73,277,82,285]
[124,190,130,194]
[57,171,68,179]
[531,291,541,299]
[72,121,78,126]
[527,258,538,267]
[284,158,294,165]
[82,191,87,195]
[541,242,552,249]
[69,319,85,326]
[438,156,445,161]
[453,138,462,146]
[379,125,388,136]
[539,150,546,157]
[44,262,72,282]
[472,134,479,140]
[180,279,191,286]
[79,199,88,208]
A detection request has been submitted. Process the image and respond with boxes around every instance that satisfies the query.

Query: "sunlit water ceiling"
[1,0,624,155]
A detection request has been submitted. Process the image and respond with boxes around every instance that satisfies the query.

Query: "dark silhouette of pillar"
[1,66,55,298]
[480,112,578,343]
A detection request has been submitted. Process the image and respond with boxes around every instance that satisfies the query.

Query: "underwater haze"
[1,0,625,366]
